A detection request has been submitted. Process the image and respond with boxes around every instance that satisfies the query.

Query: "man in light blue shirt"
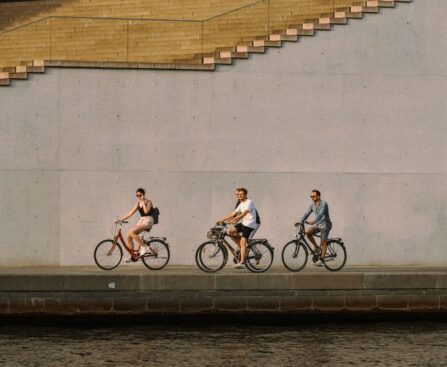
[297,190,332,266]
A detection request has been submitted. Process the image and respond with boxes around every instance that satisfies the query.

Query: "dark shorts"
[234,223,254,239]
[309,222,332,241]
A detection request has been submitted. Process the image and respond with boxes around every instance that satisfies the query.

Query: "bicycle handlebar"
[294,222,305,235]
[215,221,229,227]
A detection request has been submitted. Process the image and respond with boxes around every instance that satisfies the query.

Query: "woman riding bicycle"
[119,188,154,261]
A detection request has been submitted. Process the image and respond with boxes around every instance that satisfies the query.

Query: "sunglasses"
[136,194,142,198]
[310,195,317,198]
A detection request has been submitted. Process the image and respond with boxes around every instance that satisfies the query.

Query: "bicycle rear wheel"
[281,240,308,272]
[94,239,123,270]
[322,240,347,271]
[196,241,227,273]
[245,241,274,273]
[142,239,170,270]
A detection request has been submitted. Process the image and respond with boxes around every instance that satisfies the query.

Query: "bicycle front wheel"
[245,241,274,273]
[281,240,308,272]
[94,239,123,270]
[196,241,227,273]
[322,240,347,271]
[142,239,170,270]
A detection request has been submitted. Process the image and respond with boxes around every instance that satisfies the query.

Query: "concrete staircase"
[0,0,412,87]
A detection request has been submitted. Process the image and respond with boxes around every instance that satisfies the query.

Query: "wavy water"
[0,323,446,366]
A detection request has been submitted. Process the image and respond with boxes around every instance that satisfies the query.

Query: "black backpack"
[150,207,160,224]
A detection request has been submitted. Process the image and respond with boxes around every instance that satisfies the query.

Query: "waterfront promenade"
[1,266,447,317]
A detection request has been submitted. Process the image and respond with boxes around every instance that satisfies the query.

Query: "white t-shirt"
[235,199,258,229]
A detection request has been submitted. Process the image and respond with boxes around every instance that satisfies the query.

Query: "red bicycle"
[94,219,170,270]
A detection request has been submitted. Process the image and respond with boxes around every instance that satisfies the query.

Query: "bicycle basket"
[207,226,224,240]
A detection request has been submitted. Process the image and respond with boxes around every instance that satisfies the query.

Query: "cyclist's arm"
[120,203,138,221]
[299,205,312,223]
[229,210,248,224]
[141,199,152,215]
[219,211,238,223]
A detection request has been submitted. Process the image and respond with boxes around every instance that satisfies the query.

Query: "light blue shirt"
[300,200,331,225]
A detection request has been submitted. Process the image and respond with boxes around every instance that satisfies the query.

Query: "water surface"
[0,323,446,366]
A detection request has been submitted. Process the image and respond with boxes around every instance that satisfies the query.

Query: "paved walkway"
[0,265,445,275]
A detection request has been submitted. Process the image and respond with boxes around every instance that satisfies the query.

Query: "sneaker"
[139,245,149,256]
[313,260,324,267]
[233,262,245,269]
[124,257,132,263]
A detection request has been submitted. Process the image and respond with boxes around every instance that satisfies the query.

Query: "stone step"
[236,45,265,54]
[0,67,16,73]
[24,66,45,73]
[202,56,232,65]
[269,32,298,42]
[220,51,248,59]
[0,77,10,87]
[252,39,281,48]
[330,17,348,25]
[305,19,332,31]
[363,6,379,14]
[346,6,364,18]
[378,0,396,8]
[8,71,28,80]
[287,23,317,36]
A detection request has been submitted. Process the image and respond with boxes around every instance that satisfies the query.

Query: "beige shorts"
[137,216,154,230]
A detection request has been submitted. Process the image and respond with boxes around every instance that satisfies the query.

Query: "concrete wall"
[0,0,445,266]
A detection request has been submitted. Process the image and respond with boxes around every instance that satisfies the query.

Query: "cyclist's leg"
[228,224,242,248]
[128,217,152,253]
[239,225,254,264]
[318,223,332,258]
[305,226,319,251]
[240,236,248,263]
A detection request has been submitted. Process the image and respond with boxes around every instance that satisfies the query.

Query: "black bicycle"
[195,223,274,273]
[281,222,347,272]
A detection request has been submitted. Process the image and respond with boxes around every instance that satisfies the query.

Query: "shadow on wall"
[0,0,72,32]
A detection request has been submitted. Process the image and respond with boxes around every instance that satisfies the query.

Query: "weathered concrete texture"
[0,0,446,266]
[1,267,447,315]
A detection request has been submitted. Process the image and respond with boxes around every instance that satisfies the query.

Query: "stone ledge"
[364,273,440,289]
[0,288,444,316]
[1,271,446,292]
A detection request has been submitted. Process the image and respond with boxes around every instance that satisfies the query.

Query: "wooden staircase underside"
[0,0,412,87]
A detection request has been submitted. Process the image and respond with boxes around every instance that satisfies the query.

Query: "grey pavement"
[0,265,446,275]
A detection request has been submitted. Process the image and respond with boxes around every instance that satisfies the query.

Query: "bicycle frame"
[208,225,240,259]
[294,224,321,258]
[293,223,343,259]
[222,236,240,259]
[110,223,143,260]
[208,224,267,260]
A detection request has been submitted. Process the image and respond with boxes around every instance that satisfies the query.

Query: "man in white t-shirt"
[218,187,259,268]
